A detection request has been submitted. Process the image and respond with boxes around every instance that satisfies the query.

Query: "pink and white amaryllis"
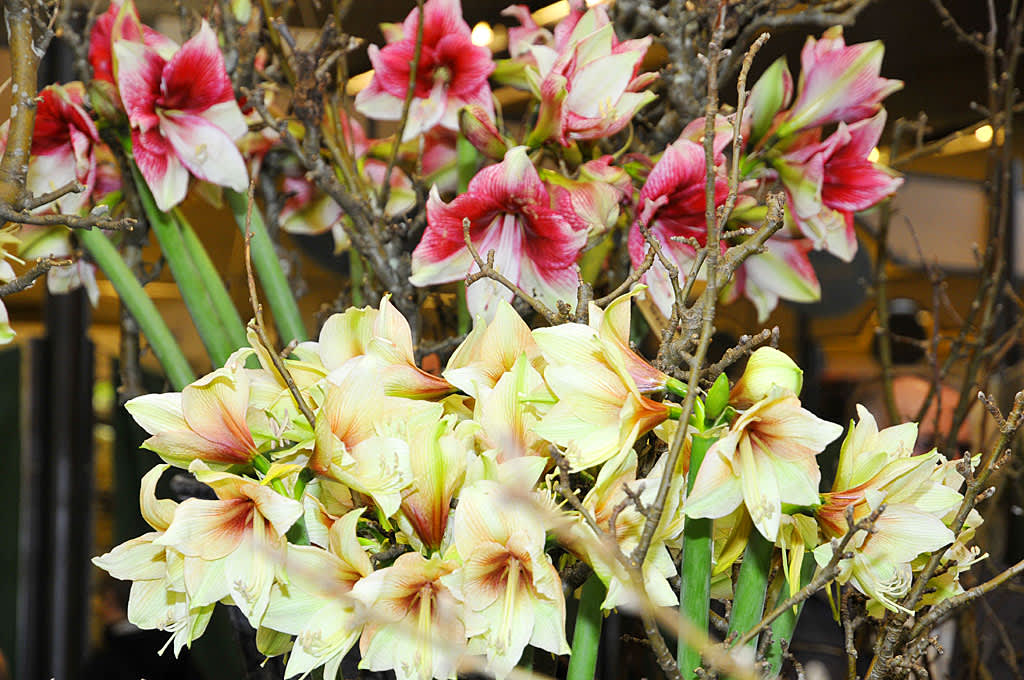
[526,5,656,146]
[88,0,179,118]
[6,82,101,215]
[628,137,728,318]
[732,233,821,322]
[775,110,903,261]
[776,26,903,137]
[114,21,249,210]
[355,0,495,142]
[410,146,586,319]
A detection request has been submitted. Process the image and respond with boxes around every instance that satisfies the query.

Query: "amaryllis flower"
[685,387,843,541]
[126,348,262,469]
[114,21,248,210]
[573,450,685,610]
[261,509,372,680]
[444,481,569,678]
[316,295,454,399]
[628,138,728,318]
[92,464,215,655]
[355,0,495,142]
[443,298,539,399]
[88,0,179,119]
[89,0,177,86]
[814,406,960,611]
[351,552,466,680]
[775,110,903,261]
[545,156,631,239]
[156,462,304,624]
[2,82,101,215]
[532,321,674,470]
[733,235,821,322]
[397,411,473,551]
[527,6,656,146]
[777,26,902,137]
[410,146,586,319]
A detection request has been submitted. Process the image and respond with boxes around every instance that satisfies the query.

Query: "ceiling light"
[471,21,494,46]
[974,124,993,144]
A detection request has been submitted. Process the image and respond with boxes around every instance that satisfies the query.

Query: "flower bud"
[730,347,803,407]
[459,105,508,161]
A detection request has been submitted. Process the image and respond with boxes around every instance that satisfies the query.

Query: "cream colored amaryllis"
[311,360,425,516]
[317,295,453,399]
[443,298,540,399]
[444,481,569,679]
[261,509,373,680]
[685,387,843,541]
[126,348,262,469]
[813,406,961,612]
[472,354,552,461]
[586,287,676,393]
[574,449,685,610]
[397,411,474,552]
[532,321,674,470]
[92,464,214,655]
[351,552,466,680]
[155,461,303,624]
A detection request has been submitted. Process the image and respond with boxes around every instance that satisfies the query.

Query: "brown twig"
[462,218,562,324]
[242,181,318,431]
[730,503,886,649]
[0,254,75,297]
[378,0,424,211]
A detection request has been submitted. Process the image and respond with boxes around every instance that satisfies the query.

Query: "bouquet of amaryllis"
[0,0,1006,678]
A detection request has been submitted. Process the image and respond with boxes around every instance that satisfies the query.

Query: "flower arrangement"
[0,0,1021,679]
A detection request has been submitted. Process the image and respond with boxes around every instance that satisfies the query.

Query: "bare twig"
[242,181,318,430]
[0,254,75,297]
[462,218,562,324]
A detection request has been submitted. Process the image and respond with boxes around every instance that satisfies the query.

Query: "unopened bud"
[730,347,803,407]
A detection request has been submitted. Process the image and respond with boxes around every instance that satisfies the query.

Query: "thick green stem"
[455,284,470,336]
[349,248,365,307]
[566,573,605,680]
[78,229,195,390]
[130,165,234,366]
[728,531,775,649]
[175,210,248,349]
[225,189,307,344]
[764,554,816,678]
[677,433,716,678]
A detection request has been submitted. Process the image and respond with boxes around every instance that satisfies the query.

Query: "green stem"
[566,573,605,680]
[129,165,234,366]
[349,248,364,307]
[225,189,307,344]
[175,209,247,349]
[677,433,716,678]
[728,530,776,649]
[79,229,195,390]
[455,284,470,336]
[665,376,689,399]
[764,553,816,678]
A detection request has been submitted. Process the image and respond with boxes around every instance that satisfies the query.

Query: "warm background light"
[974,124,993,143]
[868,147,881,163]
[471,21,494,46]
